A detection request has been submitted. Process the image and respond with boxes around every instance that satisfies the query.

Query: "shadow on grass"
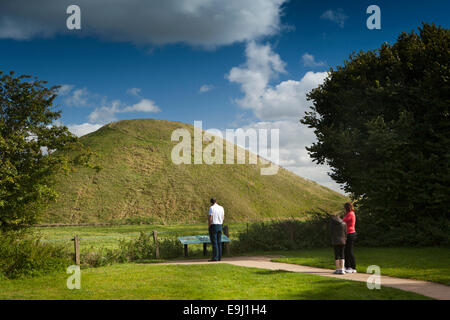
[253,270,293,275]
[281,278,431,300]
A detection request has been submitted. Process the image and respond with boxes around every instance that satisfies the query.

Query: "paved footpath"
[157,255,450,300]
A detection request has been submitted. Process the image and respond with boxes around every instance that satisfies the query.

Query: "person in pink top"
[342,202,357,273]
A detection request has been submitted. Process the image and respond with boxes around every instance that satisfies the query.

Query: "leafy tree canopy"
[302,23,449,225]
[0,71,99,231]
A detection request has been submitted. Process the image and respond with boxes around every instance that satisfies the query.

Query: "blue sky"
[1,0,449,193]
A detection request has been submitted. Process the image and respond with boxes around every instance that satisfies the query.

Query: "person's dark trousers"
[209,224,222,261]
[344,232,357,269]
[334,245,345,260]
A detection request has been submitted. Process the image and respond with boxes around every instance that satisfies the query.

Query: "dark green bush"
[80,246,129,268]
[158,238,183,259]
[231,214,331,252]
[118,232,156,261]
[356,212,450,247]
[77,232,184,267]
[114,232,183,262]
[80,250,107,268]
[0,230,70,278]
[231,212,450,253]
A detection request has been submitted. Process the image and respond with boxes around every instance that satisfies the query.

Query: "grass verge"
[272,247,450,286]
[0,263,430,300]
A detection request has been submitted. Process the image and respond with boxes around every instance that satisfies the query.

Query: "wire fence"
[38,224,239,263]
[42,231,181,242]
[41,229,228,243]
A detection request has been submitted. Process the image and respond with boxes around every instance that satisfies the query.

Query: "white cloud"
[233,120,344,194]
[57,84,74,96]
[126,87,141,97]
[122,99,161,113]
[227,42,344,194]
[88,100,122,124]
[302,53,325,67]
[320,9,348,28]
[199,84,214,93]
[55,84,161,124]
[227,41,327,121]
[88,99,161,124]
[64,88,90,107]
[56,85,94,107]
[67,123,103,137]
[287,165,343,192]
[0,0,287,47]
[0,16,54,40]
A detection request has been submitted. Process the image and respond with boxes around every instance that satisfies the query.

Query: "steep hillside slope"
[44,119,346,223]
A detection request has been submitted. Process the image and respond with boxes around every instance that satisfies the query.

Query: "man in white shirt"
[208,198,224,261]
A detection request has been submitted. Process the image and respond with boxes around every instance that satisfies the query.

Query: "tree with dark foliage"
[0,71,99,231]
[301,24,449,242]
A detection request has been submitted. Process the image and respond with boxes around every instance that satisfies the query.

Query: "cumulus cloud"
[227,41,327,121]
[302,53,326,67]
[56,84,74,96]
[126,87,141,97]
[64,88,90,107]
[122,99,161,113]
[67,123,103,137]
[199,84,214,93]
[56,85,92,107]
[226,42,344,193]
[0,16,54,40]
[55,84,161,124]
[0,0,287,47]
[230,120,344,193]
[320,8,348,28]
[88,99,161,123]
[88,100,122,124]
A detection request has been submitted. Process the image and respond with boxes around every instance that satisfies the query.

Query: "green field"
[36,225,450,287]
[273,247,450,286]
[0,263,430,300]
[4,226,448,300]
[36,222,248,251]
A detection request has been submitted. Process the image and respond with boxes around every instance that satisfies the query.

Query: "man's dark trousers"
[209,224,222,261]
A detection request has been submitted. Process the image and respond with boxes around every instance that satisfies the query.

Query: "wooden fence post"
[223,225,230,256]
[203,243,207,256]
[73,235,80,265]
[153,230,160,259]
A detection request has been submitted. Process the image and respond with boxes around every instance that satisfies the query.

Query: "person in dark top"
[329,214,347,274]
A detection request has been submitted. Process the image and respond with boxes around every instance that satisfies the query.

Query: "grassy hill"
[44,119,347,224]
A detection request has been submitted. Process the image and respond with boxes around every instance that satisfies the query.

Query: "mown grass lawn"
[0,263,430,300]
[272,247,450,286]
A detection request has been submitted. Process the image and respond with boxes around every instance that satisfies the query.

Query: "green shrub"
[232,212,450,253]
[0,230,70,279]
[79,246,128,268]
[77,232,184,267]
[118,232,183,261]
[118,232,156,261]
[80,250,107,268]
[231,214,331,252]
[356,212,450,247]
[158,238,183,259]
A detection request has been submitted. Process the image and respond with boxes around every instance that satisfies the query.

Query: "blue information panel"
[178,235,231,245]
